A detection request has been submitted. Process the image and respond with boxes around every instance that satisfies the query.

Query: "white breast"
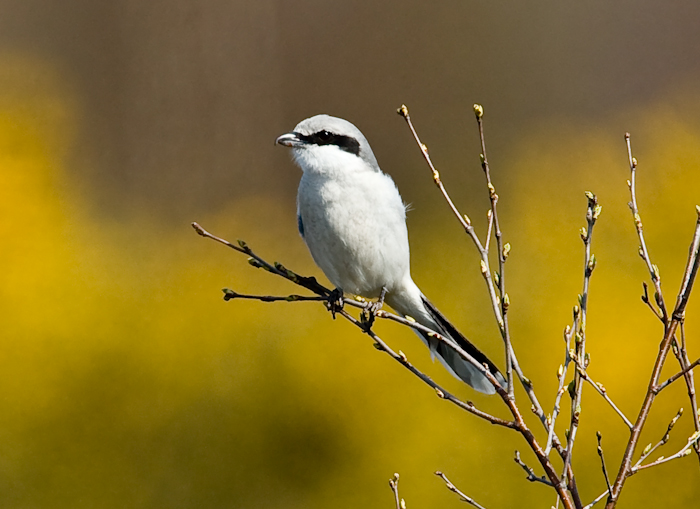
[296,155,411,298]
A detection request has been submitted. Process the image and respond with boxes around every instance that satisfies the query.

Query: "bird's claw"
[360,287,388,330]
[326,288,344,319]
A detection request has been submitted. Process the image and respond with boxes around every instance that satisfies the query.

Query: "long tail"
[386,281,505,395]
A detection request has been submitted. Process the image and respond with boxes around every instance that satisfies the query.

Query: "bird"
[275,114,505,394]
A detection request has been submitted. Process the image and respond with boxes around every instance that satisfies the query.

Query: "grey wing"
[297,214,305,238]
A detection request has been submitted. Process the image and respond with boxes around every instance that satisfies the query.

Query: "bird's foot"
[361,287,388,330]
[326,288,344,319]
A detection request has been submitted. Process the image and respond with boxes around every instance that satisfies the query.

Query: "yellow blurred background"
[1,2,700,507]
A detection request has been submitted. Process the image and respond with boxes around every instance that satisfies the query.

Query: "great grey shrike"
[276,114,504,394]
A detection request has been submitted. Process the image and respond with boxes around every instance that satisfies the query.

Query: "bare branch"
[583,491,610,509]
[388,473,405,509]
[485,209,494,253]
[633,431,700,472]
[632,408,684,470]
[545,326,574,456]
[670,322,700,463]
[596,432,612,498]
[573,360,633,430]
[640,282,664,322]
[435,471,489,509]
[625,134,668,322]
[397,105,570,474]
[222,289,326,303]
[605,136,700,508]
[656,357,700,393]
[562,192,601,481]
[474,105,515,399]
[514,450,554,486]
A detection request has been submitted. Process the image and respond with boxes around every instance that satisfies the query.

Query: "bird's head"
[276,114,380,175]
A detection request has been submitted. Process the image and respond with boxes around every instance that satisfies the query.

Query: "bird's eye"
[316,130,333,143]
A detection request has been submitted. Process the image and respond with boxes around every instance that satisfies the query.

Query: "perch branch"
[435,471,489,509]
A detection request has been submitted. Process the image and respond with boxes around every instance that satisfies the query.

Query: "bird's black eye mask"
[297,130,361,156]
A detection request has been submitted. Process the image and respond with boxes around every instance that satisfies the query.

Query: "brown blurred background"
[2,1,700,507]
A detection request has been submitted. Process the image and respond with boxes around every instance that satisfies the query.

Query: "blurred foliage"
[2,55,700,509]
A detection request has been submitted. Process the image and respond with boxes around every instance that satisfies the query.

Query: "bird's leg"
[361,286,388,330]
[326,288,345,319]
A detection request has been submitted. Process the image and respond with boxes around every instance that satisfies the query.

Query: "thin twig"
[474,104,515,399]
[545,326,574,456]
[633,431,700,472]
[388,473,404,509]
[656,357,700,392]
[573,360,633,430]
[632,408,684,470]
[596,432,612,497]
[435,471,488,509]
[562,192,601,482]
[514,450,554,486]
[485,210,494,253]
[625,134,668,323]
[583,491,610,509]
[641,282,664,322]
[222,289,326,302]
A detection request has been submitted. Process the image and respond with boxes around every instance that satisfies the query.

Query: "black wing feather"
[420,295,502,379]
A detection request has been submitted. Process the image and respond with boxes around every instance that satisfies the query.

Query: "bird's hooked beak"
[275,132,306,148]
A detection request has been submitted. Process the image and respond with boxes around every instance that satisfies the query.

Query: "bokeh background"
[2,1,700,507]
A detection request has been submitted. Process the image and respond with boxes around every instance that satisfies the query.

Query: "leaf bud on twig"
[580,227,588,242]
[573,304,580,319]
[473,103,484,118]
[587,254,597,273]
[557,364,564,379]
[651,264,660,281]
[642,443,652,456]
[237,239,249,249]
[633,213,642,229]
[631,157,638,168]
[463,214,471,226]
[398,350,408,362]
[247,257,263,268]
[397,104,409,118]
[480,260,488,275]
[435,387,445,399]
[502,293,510,311]
[593,204,602,220]
[503,243,511,259]
[494,271,501,287]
